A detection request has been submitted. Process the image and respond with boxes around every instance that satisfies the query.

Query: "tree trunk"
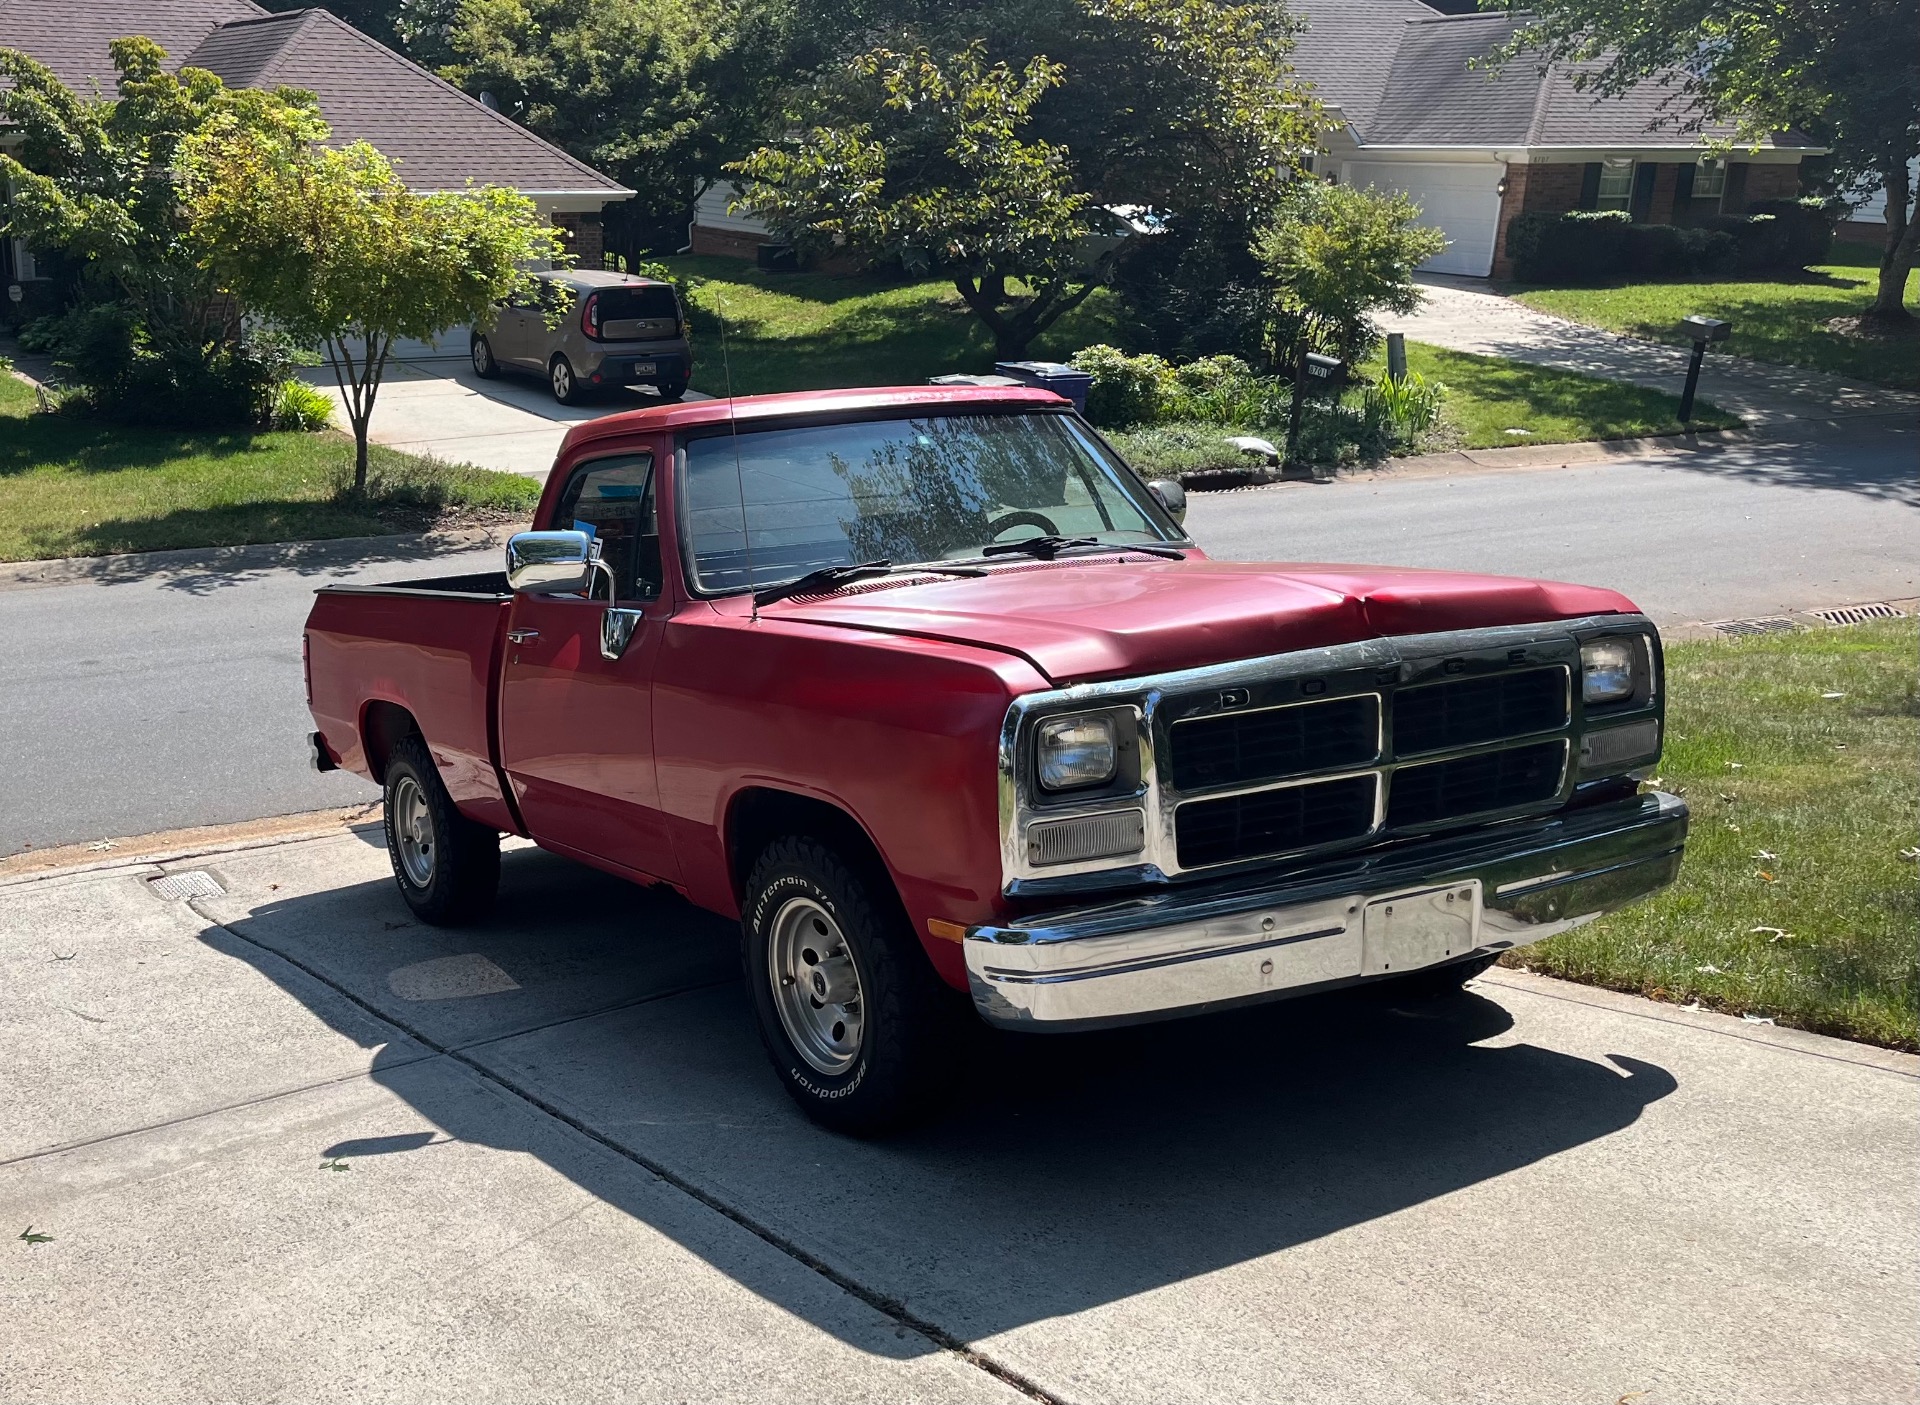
[352,420,371,495]
[1868,158,1916,323]
[979,269,1008,306]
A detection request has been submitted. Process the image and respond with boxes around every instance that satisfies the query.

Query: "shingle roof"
[1294,0,1809,149]
[184,10,627,194]
[2,1,628,197]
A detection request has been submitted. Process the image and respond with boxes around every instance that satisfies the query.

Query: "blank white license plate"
[1362,880,1481,975]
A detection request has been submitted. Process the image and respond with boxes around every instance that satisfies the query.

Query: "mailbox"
[1679,315,1731,344]
[1302,352,1347,394]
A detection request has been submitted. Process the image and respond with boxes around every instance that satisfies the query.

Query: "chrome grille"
[1175,774,1378,869]
[1392,667,1569,755]
[1169,694,1379,791]
[1386,740,1568,829]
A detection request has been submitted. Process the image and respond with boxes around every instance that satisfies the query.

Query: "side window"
[552,453,660,601]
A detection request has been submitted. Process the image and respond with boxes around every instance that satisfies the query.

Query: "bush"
[1363,369,1445,443]
[1168,355,1287,424]
[1069,344,1176,427]
[270,378,334,432]
[1702,213,1792,272]
[20,304,295,427]
[1506,210,1632,283]
[1746,198,1838,268]
[1623,223,1739,278]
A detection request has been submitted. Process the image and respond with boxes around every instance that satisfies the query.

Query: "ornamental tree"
[186,133,563,489]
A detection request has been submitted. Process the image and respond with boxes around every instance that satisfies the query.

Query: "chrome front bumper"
[964,791,1688,1029]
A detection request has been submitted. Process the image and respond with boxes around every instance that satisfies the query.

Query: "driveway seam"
[184,896,1067,1405]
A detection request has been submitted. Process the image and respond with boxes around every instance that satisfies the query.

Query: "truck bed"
[305,574,520,834]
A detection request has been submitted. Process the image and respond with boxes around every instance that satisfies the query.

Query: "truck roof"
[558,385,1071,460]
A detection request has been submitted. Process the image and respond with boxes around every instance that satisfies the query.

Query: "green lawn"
[1513,242,1920,390]
[1506,619,1918,1050]
[0,371,539,562]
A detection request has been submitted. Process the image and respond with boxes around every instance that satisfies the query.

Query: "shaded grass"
[0,370,538,562]
[1513,241,1920,390]
[664,255,1125,396]
[1505,619,1918,1050]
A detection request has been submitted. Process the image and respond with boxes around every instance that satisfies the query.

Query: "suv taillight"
[580,292,601,340]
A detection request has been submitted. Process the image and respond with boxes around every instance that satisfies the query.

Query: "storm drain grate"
[1708,617,1799,637]
[148,870,225,900]
[1807,602,1907,626]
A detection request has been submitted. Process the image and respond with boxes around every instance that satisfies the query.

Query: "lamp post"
[1677,315,1731,424]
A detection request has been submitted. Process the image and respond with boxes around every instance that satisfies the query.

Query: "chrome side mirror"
[506,530,594,595]
[1147,478,1187,528]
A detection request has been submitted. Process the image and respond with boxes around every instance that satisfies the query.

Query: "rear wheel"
[742,836,957,1134]
[655,380,688,403]
[470,334,500,379]
[549,355,582,405]
[383,733,499,926]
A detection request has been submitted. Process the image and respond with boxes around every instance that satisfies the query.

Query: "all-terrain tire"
[383,733,500,926]
[742,835,959,1134]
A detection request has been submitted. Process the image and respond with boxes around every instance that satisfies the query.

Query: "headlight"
[1581,639,1637,705]
[1037,715,1117,791]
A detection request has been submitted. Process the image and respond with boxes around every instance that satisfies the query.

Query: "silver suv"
[471,269,692,404]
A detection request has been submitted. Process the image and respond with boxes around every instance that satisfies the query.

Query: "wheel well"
[727,788,893,903]
[360,701,419,784]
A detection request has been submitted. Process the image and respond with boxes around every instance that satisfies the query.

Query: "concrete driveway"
[310,355,705,478]
[4,828,1913,1403]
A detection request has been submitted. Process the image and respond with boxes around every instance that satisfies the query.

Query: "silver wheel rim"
[391,776,435,887]
[552,361,572,397]
[767,896,865,1075]
[472,340,490,373]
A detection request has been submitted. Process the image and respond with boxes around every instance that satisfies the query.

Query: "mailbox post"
[1284,351,1348,470]
[1677,315,1731,424]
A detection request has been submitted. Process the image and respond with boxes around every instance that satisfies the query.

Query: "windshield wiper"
[979,535,1189,561]
[752,559,986,608]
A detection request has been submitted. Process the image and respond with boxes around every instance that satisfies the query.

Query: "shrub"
[1167,355,1286,424]
[20,304,295,427]
[1506,210,1631,283]
[1746,198,1838,268]
[271,378,335,432]
[1623,223,1740,278]
[1069,344,1176,427]
[1702,213,1792,272]
[1363,369,1445,442]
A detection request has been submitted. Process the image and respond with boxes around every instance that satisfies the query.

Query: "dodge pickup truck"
[304,386,1688,1131]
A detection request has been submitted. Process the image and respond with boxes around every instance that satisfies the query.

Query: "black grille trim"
[1175,774,1378,869]
[1170,694,1380,791]
[1392,667,1569,756]
[1386,740,1567,829]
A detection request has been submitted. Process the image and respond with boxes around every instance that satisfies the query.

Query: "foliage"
[0,38,325,424]
[1623,223,1739,279]
[1252,181,1448,367]
[270,379,336,432]
[185,132,563,491]
[1489,0,1919,322]
[1069,345,1292,428]
[1513,242,1919,390]
[1107,210,1272,365]
[1504,210,1633,284]
[1746,198,1840,268]
[1363,369,1446,442]
[1700,213,1792,272]
[1509,619,1918,1050]
[1070,345,1175,426]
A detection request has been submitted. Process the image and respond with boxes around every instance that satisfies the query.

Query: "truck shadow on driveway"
[202,843,1677,1353]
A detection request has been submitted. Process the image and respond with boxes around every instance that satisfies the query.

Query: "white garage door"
[1341,161,1505,278]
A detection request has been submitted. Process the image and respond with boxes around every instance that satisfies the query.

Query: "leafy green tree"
[1490,0,1918,323]
[733,44,1101,358]
[1253,181,1447,365]
[0,38,323,414]
[186,133,563,489]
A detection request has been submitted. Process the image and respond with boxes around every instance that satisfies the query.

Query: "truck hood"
[769,556,1636,685]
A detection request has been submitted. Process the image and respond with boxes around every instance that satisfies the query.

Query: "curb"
[0,806,383,886]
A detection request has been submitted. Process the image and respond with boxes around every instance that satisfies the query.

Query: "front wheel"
[549,355,582,405]
[742,836,957,1134]
[383,733,500,926]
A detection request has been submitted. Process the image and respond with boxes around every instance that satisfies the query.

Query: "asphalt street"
[2,425,1914,853]
[3,833,1913,1401]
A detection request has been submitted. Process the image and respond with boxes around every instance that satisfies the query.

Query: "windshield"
[682,412,1179,594]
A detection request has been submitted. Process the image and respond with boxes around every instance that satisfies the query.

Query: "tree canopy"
[1492,0,1919,321]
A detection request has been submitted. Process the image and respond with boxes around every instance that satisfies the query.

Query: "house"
[2,1,631,321]
[684,0,1817,281]
[1298,0,1818,277]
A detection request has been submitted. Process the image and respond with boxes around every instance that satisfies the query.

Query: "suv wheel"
[383,733,500,925]
[656,380,688,403]
[742,836,957,1134]
[470,334,500,379]
[549,355,582,405]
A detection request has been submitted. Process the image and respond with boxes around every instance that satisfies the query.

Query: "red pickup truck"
[304,386,1687,1131]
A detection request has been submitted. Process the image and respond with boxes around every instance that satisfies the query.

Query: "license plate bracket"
[1362,880,1481,976]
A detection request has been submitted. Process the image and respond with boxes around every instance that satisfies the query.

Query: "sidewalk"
[1384,275,1920,429]
[3,823,1914,1403]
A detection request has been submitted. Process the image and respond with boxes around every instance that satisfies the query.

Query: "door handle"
[506,628,540,644]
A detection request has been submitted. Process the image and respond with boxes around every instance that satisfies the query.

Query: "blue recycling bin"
[993,360,1093,415]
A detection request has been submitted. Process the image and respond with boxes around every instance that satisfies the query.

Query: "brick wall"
[690,224,769,259]
[1646,163,1681,225]
[1732,163,1800,209]
[550,212,606,270]
[1491,162,1588,279]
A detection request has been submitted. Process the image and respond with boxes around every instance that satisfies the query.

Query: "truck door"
[498,451,679,882]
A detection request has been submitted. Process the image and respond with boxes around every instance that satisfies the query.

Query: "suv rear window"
[593,285,679,320]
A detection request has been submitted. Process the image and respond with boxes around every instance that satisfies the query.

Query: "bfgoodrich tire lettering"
[382,733,500,926]
[742,836,957,1134]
